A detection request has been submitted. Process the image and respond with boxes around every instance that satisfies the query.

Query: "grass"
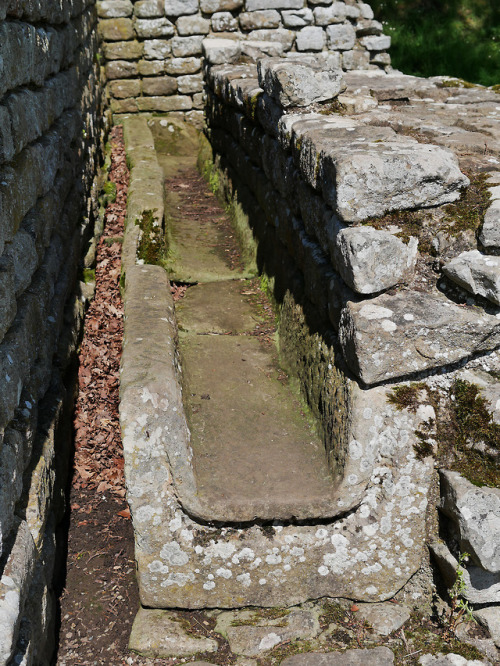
[371,0,500,87]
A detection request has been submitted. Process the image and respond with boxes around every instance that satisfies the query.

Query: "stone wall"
[99,0,391,116]
[0,0,105,662]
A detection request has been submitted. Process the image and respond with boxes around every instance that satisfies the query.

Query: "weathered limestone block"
[258,58,345,107]
[134,0,164,17]
[138,59,164,75]
[142,76,177,96]
[282,648,395,666]
[360,34,391,51]
[103,39,143,59]
[334,227,417,294]
[136,95,193,111]
[98,17,134,40]
[475,608,500,649]
[129,608,218,657]
[443,250,500,306]
[326,23,356,50]
[212,11,238,32]
[109,78,142,98]
[177,73,203,94]
[296,26,326,51]
[97,0,133,18]
[246,0,303,9]
[134,17,175,38]
[242,39,284,59]
[247,28,295,49]
[282,8,313,28]
[203,38,241,65]
[280,115,469,222]
[106,59,139,79]
[164,0,197,17]
[176,14,210,35]
[165,56,201,74]
[313,3,348,26]
[144,39,171,59]
[171,35,204,57]
[440,471,500,573]
[359,2,374,19]
[356,18,384,36]
[339,291,500,385]
[356,602,411,636]
[430,541,500,604]
[480,200,500,252]
[239,10,281,30]
[200,0,243,11]
[342,47,370,69]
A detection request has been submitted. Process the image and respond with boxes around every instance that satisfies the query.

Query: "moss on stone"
[136,209,166,266]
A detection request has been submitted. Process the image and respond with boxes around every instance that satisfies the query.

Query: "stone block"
[177,73,203,94]
[136,95,193,111]
[0,258,16,343]
[171,35,204,57]
[98,17,134,40]
[103,39,143,59]
[164,0,197,17]
[239,10,281,30]
[245,0,303,9]
[0,105,14,164]
[203,38,241,65]
[201,0,243,10]
[105,59,139,78]
[176,14,210,35]
[242,39,284,58]
[359,2,374,19]
[371,52,391,66]
[258,58,345,107]
[296,26,325,51]
[313,3,347,25]
[165,57,201,74]
[480,200,500,252]
[342,47,370,69]
[248,28,295,50]
[443,250,500,306]
[134,17,175,38]
[109,78,141,98]
[133,0,163,17]
[282,648,395,666]
[2,229,38,298]
[281,8,313,28]
[360,34,391,51]
[97,0,133,17]
[326,23,355,50]
[144,39,171,59]
[142,76,177,96]
[138,59,164,75]
[110,97,139,113]
[356,18,384,36]
[212,11,238,32]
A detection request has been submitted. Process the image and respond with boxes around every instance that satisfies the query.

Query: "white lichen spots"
[135,505,161,524]
[249,557,262,570]
[180,529,194,542]
[203,581,216,590]
[349,439,363,460]
[236,573,251,587]
[160,542,189,566]
[216,567,232,579]
[359,304,394,320]
[194,545,204,555]
[362,562,382,575]
[403,313,414,321]
[381,319,397,332]
[258,633,281,651]
[365,586,378,595]
[318,566,329,576]
[315,528,328,540]
[161,572,194,587]
[283,564,291,571]
[207,574,214,580]
[266,553,282,565]
[148,560,169,574]
[347,474,359,485]
[290,547,304,557]
[363,408,373,419]
[259,578,267,585]
[169,514,182,531]
[209,542,236,560]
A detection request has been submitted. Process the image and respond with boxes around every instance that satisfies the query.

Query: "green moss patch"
[136,209,166,266]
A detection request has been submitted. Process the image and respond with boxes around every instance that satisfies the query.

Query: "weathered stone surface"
[258,58,345,107]
[142,76,177,96]
[339,291,500,385]
[103,39,143,59]
[239,9,281,30]
[137,95,192,111]
[419,654,489,665]
[360,34,391,51]
[430,541,500,605]
[134,0,163,18]
[313,4,348,26]
[201,0,243,11]
[212,11,238,32]
[106,59,139,79]
[98,17,134,40]
[216,609,320,656]
[326,23,356,50]
[333,227,417,294]
[144,39,172,59]
[164,0,197,17]
[176,14,210,35]
[248,27,295,49]
[97,0,133,18]
[135,17,175,38]
[138,59,164,75]
[480,200,500,252]
[203,38,241,65]
[281,648,395,666]
[129,608,218,657]
[443,250,500,306]
[242,40,284,59]
[440,471,500,574]
[296,26,326,51]
[246,0,303,9]
[355,602,411,636]
[165,56,201,74]
[109,78,141,98]
[281,8,313,28]
[475,607,500,649]
[342,48,370,70]
[177,73,203,94]
[171,35,204,57]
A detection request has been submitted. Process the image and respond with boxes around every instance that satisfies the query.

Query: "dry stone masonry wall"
[99,0,391,116]
[0,0,105,662]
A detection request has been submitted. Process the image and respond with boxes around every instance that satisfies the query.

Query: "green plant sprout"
[446,552,476,637]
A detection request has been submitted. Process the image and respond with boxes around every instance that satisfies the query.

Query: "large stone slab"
[440,471,500,573]
[443,250,500,306]
[258,57,345,108]
[281,647,395,666]
[279,114,469,223]
[339,291,500,385]
[480,201,500,252]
